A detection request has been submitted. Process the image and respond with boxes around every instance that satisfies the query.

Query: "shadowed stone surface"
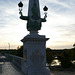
[0,55,24,75]
[0,54,75,75]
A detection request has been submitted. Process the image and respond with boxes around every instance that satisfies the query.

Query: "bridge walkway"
[0,54,25,75]
[0,54,75,75]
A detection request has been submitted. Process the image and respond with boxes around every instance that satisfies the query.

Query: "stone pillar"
[21,31,50,75]
[18,0,50,74]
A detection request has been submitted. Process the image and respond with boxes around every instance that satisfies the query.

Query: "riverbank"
[49,66,75,75]
[49,66,75,71]
[50,71,75,75]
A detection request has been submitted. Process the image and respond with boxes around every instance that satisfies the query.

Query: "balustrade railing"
[5,54,24,69]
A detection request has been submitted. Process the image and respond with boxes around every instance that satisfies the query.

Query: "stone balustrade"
[5,54,24,69]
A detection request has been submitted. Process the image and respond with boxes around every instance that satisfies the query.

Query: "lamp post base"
[21,32,50,75]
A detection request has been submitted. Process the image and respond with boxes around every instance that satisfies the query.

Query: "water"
[51,59,61,66]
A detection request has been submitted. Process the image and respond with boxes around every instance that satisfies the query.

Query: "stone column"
[18,0,50,74]
[21,31,50,75]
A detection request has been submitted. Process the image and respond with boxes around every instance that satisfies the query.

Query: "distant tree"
[66,49,75,61]
[46,48,75,68]
[58,51,73,68]
[73,43,75,48]
[17,46,20,50]
[17,45,23,57]
[46,48,54,66]
[46,48,51,51]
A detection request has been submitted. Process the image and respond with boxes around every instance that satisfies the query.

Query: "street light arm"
[44,13,47,19]
[41,13,47,22]
[41,18,46,22]
[20,15,29,20]
[19,11,29,20]
[19,11,23,16]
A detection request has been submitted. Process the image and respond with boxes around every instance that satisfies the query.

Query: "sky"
[0,0,75,49]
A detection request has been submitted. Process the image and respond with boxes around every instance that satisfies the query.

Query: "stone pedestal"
[21,31,50,75]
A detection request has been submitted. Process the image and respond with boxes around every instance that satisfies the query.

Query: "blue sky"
[0,0,75,49]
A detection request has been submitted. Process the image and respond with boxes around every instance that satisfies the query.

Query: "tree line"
[16,45,75,68]
[46,48,75,68]
[0,44,75,68]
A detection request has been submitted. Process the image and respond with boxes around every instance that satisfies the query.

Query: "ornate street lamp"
[8,43,10,50]
[18,1,48,31]
[43,6,48,19]
[17,1,50,75]
[18,1,23,15]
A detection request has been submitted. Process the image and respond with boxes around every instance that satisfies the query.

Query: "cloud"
[40,0,75,16]
[0,0,75,49]
[42,0,71,8]
[55,24,75,36]
[0,0,28,49]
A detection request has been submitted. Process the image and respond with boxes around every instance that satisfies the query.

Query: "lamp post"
[43,6,48,19]
[18,1,48,31]
[18,1,23,15]
[8,43,10,50]
[18,1,50,75]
